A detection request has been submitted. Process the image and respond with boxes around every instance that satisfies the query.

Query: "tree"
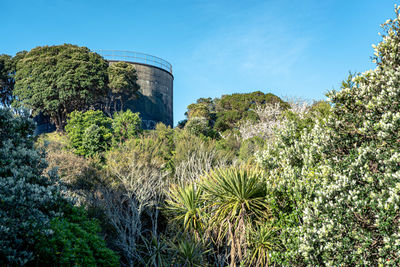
[0,55,13,106]
[184,116,212,137]
[184,92,289,134]
[106,61,140,116]
[0,51,26,107]
[214,91,289,132]
[14,44,109,131]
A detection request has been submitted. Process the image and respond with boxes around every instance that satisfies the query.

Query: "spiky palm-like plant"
[201,167,269,266]
[246,223,281,267]
[164,184,204,238]
[172,238,206,267]
[142,235,170,267]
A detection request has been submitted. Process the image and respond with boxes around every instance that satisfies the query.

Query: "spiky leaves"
[201,167,269,266]
[165,184,204,237]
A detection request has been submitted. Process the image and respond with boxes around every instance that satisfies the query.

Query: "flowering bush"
[256,6,400,265]
[297,8,400,265]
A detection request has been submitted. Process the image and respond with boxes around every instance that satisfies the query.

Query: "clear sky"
[1,0,398,124]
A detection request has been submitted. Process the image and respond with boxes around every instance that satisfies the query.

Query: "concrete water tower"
[97,50,174,129]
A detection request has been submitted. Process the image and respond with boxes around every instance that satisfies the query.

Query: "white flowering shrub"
[255,108,328,265]
[297,8,400,265]
[239,100,311,142]
[239,103,284,141]
[0,109,64,265]
[256,7,400,265]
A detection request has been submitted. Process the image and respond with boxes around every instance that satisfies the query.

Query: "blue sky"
[1,0,398,124]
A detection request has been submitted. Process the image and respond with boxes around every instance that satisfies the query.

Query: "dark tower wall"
[109,61,174,129]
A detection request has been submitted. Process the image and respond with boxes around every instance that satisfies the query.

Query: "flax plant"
[164,184,205,239]
[200,167,269,266]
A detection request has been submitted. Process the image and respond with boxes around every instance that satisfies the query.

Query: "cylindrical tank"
[98,50,174,129]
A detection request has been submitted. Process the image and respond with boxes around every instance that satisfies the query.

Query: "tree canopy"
[106,61,140,115]
[14,44,109,130]
[185,91,289,133]
[0,51,26,107]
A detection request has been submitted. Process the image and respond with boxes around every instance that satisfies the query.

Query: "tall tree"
[14,44,109,131]
[0,55,13,107]
[106,61,140,116]
[0,52,26,107]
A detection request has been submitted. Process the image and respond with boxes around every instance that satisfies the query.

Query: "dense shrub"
[255,7,400,265]
[0,109,117,266]
[184,116,213,137]
[65,110,112,157]
[295,10,400,265]
[112,109,142,143]
[35,205,119,266]
[37,132,103,196]
[184,92,289,134]
[0,108,62,265]
[102,136,168,266]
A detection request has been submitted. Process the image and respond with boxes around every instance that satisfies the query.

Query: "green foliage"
[214,91,289,132]
[165,167,271,266]
[238,136,265,163]
[296,8,400,265]
[186,97,216,121]
[165,184,204,235]
[145,123,176,172]
[37,132,103,194]
[106,61,140,114]
[14,44,108,130]
[255,110,326,264]
[0,55,14,106]
[308,100,331,121]
[112,109,142,143]
[108,61,139,96]
[0,51,26,107]
[184,116,213,137]
[185,91,288,134]
[172,237,205,267]
[82,124,111,157]
[0,108,116,266]
[215,132,241,158]
[65,110,112,157]
[142,235,171,267]
[246,223,281,267]
[35,206,119,266]
[0,109,61,265]
[201,167,269,229]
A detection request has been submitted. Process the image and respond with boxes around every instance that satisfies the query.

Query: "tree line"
[0,44,139,130]
[1,6,400,266]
